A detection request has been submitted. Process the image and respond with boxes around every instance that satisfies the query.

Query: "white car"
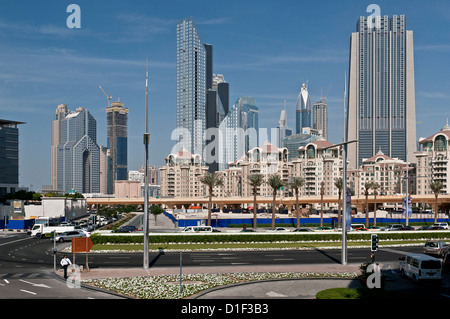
[54,230,87,242]
[432,223,449,230]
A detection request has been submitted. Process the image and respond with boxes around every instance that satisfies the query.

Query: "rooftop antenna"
[99,85,112,108]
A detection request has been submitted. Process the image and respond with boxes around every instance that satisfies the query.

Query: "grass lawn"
[91,239,426,252]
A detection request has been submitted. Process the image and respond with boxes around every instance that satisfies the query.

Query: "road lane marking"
[20,289,37,295]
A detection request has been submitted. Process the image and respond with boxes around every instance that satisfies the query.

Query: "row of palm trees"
[200,172,345,230]
[199,172,446,229]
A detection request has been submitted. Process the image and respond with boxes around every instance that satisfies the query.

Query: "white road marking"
[20,289,37,295]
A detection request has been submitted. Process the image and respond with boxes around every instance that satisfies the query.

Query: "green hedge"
[90,231,450,245]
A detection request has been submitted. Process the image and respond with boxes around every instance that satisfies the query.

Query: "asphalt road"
[1,231,449,300]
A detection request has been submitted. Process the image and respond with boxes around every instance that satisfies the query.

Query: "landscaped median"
[88,230,450,252]
[82,271,361,299]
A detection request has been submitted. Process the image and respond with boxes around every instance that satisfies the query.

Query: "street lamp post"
[143,63,150,269]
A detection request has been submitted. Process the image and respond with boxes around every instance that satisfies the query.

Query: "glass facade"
[296,83,311,134]
[348,14,416,167]
[176,17,207,155]
[57,108,100,193]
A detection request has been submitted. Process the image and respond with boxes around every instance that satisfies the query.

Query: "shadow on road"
[148,247,165,268]
[314,248,348,264]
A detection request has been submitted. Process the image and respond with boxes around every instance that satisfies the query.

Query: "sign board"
[72,237,93,253]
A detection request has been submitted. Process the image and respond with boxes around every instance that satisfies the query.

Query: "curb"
[52,270,135,299]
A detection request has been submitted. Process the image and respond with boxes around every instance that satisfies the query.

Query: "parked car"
[423,240,449,257]
[432,223,449,230]
[240,229,256,232]
[292,228,314,232]
[54,230,87,242]
[382,224,403,231]
[400,226,415,231]
[112,225,136,233]
[273,227,289,232]
[181,226,213,233]
[418,225,432,230]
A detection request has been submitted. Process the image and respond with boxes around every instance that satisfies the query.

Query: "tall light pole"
[143,61,150,269]
[321,73,357,265]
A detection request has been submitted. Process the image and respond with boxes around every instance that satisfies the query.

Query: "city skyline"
[0,1,449,191]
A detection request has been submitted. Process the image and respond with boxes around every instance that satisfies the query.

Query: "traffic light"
[371,234,379,252]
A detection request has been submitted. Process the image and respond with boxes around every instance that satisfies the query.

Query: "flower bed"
[82,271,359,299]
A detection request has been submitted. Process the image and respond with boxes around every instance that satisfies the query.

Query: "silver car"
[423,240,449,257]
[54,230,86,242]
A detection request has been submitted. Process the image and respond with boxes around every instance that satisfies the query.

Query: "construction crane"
[99,85,112,108]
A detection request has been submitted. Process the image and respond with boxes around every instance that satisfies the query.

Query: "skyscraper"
[347,14,416,168]
[107,101,128,185]
[206,74,229,172]
[57,107,100,194]
[296,83,311,134]
[218,97,258,171]
[0,119,25,198]
[176,17,208,156]
[51,104,69,191]
[313,98,328,140]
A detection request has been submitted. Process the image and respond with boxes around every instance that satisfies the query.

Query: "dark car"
[400,226,415,231]
[292,228,314,232]
[112,225,136,233]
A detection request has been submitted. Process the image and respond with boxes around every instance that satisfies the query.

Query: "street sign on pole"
[72,237,94,271]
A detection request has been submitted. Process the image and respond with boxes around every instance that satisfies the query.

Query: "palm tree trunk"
[337,192,342,229]
[207,187,212,226]
[295,190,300,229]
[365,193,369,228]
[272,191,276,229]
[435,194,438,224]
[253,191,257,230]
[374,193,377,227]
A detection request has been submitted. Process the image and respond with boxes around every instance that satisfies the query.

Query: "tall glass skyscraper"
[176,17,208,155]
[107,101,128,185]
[57,107,100,194]
[347,15,416,168]
[296,83,311,134]
[218,97,258,171]
[0,119,24,198]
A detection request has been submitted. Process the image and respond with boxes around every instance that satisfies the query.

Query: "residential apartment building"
[159,148,208,198]
[291,139,343,199]
[415,122,450,195]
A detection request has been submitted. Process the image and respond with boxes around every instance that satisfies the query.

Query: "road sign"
[72,237,93,253]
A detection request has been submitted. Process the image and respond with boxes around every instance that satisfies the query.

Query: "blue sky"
[0,0,449,191]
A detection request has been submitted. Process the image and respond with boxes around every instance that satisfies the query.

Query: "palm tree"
[430,181,444,224]
[248,174,265,230]
[199,172,224,226]
[267,174,284,229]
[289,177,305,229]
[334,178,343,229]
[371,182,380,227]
[363,181,374,227]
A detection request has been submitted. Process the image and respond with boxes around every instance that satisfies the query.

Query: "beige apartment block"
[159,148,209,198]
[415,122,450,195]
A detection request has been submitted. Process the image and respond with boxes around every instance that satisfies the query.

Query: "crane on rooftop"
[99,85,112,108]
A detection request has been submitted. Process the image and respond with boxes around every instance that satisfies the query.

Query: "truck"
[30,223,75,239]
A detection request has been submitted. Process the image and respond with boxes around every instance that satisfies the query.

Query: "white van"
[181,226,213,233]
[399,253,442,282]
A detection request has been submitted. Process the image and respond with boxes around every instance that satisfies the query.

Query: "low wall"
[173,214,450,228]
